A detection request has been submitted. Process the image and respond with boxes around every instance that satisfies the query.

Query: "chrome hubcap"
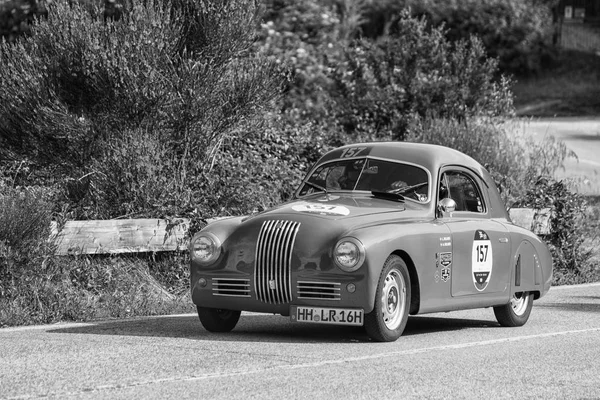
[510,292,530,316]
[381,270,406,330]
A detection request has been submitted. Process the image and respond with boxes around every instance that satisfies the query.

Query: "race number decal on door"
[472,230,493,291]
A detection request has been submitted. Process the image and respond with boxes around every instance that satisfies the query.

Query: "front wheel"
[364,255,411,342]
[493,291,533,327]
[197,306,241,332]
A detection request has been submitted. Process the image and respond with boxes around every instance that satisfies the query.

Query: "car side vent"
[254,220,301,304]
[297,281,341,300]
[212,278,251,297]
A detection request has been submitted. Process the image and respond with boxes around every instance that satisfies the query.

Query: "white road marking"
[7,327,600,399]
[578,158,600,168]
[549,282,600,290]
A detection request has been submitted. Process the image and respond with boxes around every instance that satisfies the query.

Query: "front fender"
[350,220,452,314]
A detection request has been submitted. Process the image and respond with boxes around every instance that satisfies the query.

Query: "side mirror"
[438,198,457,215]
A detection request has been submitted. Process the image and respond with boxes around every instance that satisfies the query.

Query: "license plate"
[291,306,364,326]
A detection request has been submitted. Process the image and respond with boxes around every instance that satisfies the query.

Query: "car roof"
[318,142,486,176]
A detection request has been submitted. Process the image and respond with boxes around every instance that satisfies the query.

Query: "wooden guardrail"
[50,219,191,255]
[50,209,551,255]
[508,208,552,236]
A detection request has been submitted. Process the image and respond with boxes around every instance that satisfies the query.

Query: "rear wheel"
[493,291,533,327]
[365,255,411,342]
[197,306,241,332]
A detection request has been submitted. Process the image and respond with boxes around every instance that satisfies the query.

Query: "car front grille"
[212,278,251,297]
[254,220,301,304]
[297,281,341,300]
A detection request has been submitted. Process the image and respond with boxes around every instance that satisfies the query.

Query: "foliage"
[0,0,284,220]
[361,0,555,74]
[325,12,514,143]
[0,182,57,291]
[405,118,570,205]
[0,252,193,327]
[513,177,593,283]
[257,7,514,152]
[0,0,48,42]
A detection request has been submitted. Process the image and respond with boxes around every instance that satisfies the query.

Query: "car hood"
[246,193,425,222]
[202,193,431,275]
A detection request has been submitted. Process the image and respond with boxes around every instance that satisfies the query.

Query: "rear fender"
[512,240,544,297]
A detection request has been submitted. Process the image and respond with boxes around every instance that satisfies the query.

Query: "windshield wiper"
[304,181,328,193]
[388,181,428,195]
[371,191,405,202]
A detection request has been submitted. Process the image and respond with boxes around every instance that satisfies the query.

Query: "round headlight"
[191,233,221,265]
[334,237,365,272]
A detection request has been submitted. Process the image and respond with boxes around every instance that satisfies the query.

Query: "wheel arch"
[392,250,421,315]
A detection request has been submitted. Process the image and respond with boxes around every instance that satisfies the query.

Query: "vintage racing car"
[190,142,552,342]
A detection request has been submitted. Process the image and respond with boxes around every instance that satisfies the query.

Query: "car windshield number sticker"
[472,229,493,291]
[292,204,350,216]
[340,146,367,158]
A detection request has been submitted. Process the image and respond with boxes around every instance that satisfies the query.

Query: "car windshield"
[298,157,430,202]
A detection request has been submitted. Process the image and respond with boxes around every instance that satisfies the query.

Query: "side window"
[441,171,485,213]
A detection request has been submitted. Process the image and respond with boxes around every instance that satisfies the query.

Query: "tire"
[197,306,241,332]
[493,291,533,327]
[364,255,411,342]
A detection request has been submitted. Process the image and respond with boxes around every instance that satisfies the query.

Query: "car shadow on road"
[47,314,498,343]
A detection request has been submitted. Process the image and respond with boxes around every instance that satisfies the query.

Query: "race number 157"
[475,244,489,263]
[340,147,367,158]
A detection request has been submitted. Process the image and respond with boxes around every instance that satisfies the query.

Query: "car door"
[437,168,512,297]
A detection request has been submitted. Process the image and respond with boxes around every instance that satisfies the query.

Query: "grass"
[512,50,600,117]
[0,252,194,327]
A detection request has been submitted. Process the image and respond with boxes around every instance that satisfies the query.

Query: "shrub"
[0,253,193,327]
[0,0,285,220]
[0,0,48,42]
[257,7,514,149]
[513,177,592,283]
[405,118,570,205]
[0,184,55,262]
[360,0,555,74]
[326,13,514,143]
[0,183,57,321]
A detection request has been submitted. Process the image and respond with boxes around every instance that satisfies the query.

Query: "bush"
[0,183,56,323]
[325,12,514,143]
[513,177,593,283]
[0,0,285,220]
[257,8,514,150]
[0,184,56,265]
[361,0,555,74]
[0,0,48,42]
[405,118,570,205]
[0,253,193,327]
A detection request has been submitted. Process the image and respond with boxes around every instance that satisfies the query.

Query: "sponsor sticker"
[436,252,452,283]
[472,229,493,291]
[291,204,350,216]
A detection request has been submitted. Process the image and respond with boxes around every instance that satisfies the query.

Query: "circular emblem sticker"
[291,204,350,216]
[472,229,492,291]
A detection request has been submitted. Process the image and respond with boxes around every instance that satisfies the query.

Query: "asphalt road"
[1,283,599,400]
[517,117,600,195]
